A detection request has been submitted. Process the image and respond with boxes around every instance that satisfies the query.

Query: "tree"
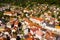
[0,11,3,18]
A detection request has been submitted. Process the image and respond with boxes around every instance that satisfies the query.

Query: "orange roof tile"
[55,26,60,29]
[30,28,38,32]
[32,16,44,21]
[24,37,32,40]
[45,31,54,37]
[14,20,19,25]
[27,32,32,37]
[4,12,13,14]
[23,18,42,28]
[39,17,44,21]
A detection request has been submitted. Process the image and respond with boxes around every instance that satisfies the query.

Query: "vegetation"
[0,0,60,7]
[0,11,3,18]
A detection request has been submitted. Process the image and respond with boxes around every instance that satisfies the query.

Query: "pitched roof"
[4,11,13,16]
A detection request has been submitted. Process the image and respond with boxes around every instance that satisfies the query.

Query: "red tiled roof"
[4,12,13,14]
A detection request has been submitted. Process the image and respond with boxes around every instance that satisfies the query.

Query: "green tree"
[0,11,3,18]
